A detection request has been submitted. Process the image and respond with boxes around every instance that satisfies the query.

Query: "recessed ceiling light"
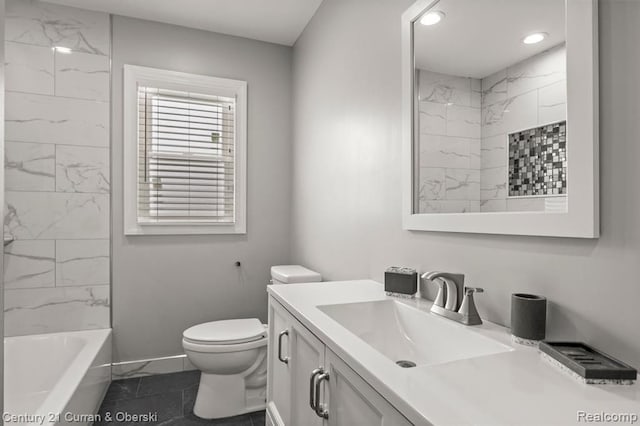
[523,32,547,45]
[52,46,72,54]
[420,11,445,26]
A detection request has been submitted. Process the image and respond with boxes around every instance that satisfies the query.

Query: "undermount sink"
[318,299,512,367]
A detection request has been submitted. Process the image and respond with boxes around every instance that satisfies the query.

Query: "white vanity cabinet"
[267,296,325,426]
[324,350,412,426]
[267,296,412,426]
[267,297,293,425]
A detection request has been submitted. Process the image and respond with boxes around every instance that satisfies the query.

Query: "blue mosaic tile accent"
[508,121,567,197]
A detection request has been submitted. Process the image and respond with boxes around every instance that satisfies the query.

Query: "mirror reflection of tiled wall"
[417,70,481,213]
[417,43,567,214]
[480,44,566,213]
[508,121,567,198]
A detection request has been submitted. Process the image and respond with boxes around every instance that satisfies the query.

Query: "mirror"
[402,0,599,237]
[414,0,566,214]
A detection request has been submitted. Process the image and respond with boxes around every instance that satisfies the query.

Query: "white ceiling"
[45,0,324,46]
[414,0,565,78]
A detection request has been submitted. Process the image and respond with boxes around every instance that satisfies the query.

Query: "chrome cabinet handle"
[314,372,330,419]
[277,330,289,364]
[309,368,323,411]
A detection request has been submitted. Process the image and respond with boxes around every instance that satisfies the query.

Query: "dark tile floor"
[94,370,266,425]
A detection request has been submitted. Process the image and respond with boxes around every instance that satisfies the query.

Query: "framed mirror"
[401,0,599,237]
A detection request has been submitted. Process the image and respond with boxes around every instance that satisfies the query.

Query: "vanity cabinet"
[267,298,293,425]
[267,297,324,426]
[267,297,411,426]
[324,350,411,426]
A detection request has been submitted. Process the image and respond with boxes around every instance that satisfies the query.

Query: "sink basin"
[318,299,512,367]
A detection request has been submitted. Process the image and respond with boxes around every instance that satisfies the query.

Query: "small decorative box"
[384,267,417,298]
[539,341,637,385]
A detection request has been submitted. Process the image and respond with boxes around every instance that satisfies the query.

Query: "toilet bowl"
[182,319,268,419]
[183,265,321,419]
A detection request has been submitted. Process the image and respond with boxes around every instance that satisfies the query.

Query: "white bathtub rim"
[39,329,111,421]
[5,328,112,423]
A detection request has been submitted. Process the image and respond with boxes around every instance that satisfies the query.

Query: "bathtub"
[4,329,112,426]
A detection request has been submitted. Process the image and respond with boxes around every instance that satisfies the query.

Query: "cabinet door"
[267,298,292,426]
[289,317,326,426]
[324,349,412,426]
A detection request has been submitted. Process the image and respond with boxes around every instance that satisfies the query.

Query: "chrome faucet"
[420,271,484,326]
[421,271,465,311]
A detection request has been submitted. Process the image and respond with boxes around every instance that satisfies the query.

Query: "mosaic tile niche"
[508,121,567,197]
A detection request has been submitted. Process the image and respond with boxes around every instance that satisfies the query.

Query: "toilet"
[183,265,322,419]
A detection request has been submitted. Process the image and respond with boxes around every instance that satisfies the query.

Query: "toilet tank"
[270,265,322,285]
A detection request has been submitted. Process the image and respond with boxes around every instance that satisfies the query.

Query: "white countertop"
[268,280,640,426]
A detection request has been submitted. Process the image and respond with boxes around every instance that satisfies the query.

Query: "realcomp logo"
[577,411,639,424]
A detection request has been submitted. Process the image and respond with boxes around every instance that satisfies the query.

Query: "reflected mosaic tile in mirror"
[508,121,567,197]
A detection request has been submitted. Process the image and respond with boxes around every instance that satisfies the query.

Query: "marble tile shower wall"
[480,44,567,212]
[417,70,481,213]
[3,0,110,336]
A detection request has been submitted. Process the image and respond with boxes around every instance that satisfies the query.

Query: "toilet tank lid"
[271,265,322,284]
[183,318,266,344]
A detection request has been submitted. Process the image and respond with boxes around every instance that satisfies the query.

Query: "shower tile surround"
[3,0,110,336]
[417,43,567,213]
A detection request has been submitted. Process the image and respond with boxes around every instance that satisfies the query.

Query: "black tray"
[539,341,637,380]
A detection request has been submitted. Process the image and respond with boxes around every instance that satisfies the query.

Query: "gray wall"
[291,0,640,368]
[112,16,292,362]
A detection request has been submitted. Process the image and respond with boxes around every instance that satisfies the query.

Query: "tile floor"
[94,370,265,425]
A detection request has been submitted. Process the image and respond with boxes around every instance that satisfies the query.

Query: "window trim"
[123,65,247,235]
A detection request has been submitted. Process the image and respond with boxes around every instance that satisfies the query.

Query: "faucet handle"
[458,286,484,325]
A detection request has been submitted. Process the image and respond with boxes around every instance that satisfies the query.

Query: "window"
[124,65,247,234]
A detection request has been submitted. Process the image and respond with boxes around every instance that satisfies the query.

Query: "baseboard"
[111,354,196,380]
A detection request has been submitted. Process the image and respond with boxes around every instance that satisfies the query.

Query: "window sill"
[124,223,246,236]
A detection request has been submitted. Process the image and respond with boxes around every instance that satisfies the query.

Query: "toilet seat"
[183,334,267,353]
[183,318,266,345]
[183,318,268,353]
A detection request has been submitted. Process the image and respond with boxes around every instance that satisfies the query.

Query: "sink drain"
[396,360,416,368]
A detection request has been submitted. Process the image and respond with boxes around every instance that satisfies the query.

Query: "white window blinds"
[137,86,236,223]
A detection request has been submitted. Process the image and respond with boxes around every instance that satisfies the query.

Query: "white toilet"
[183,265,322,419]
